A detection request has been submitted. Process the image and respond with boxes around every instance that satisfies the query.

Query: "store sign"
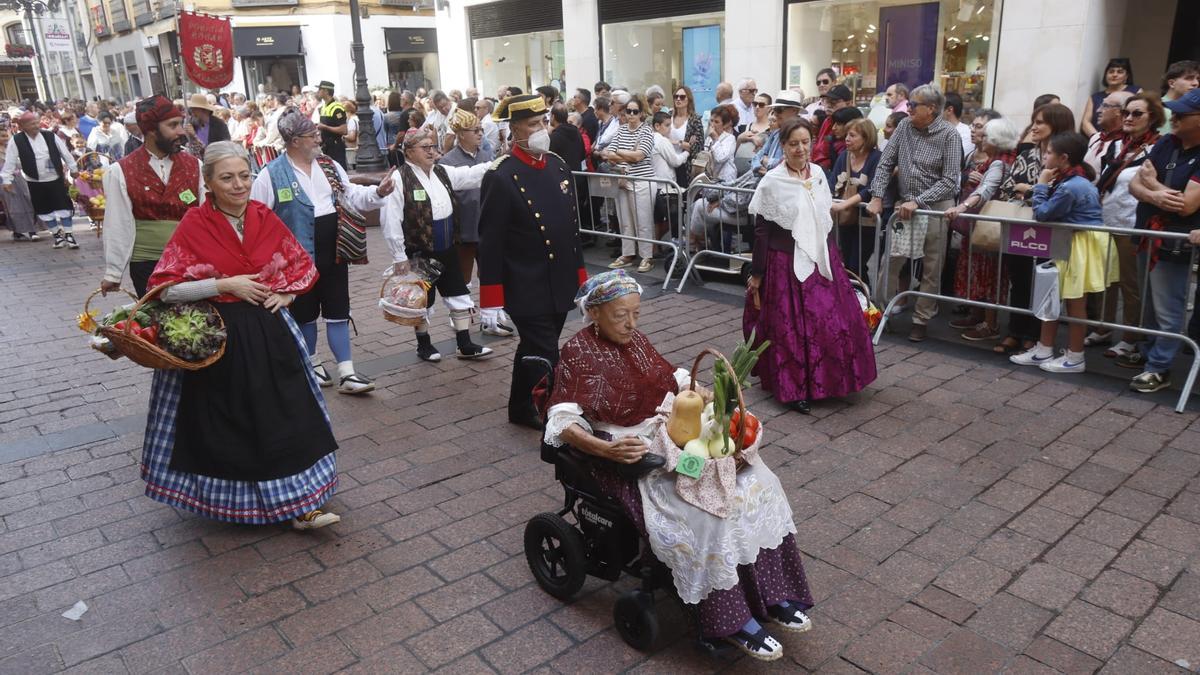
[682,25,721,114]
[43,22,72,52]
[233,26,303,57]
[877,2,939,91]
[385,27,437,54]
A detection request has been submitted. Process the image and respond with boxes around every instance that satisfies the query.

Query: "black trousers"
[290,214,351,323]
[129,260,158,298]
[508,312,568,414]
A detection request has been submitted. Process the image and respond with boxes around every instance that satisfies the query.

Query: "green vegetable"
[158,303,225,361]
[711,332,771,451]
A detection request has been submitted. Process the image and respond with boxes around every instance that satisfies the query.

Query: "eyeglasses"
[753,102,768,108]
[740,88,758,94]
[816,79,832,86]
[674,94,688,100]
[625,109,641,115]
[1121,110,1146,119]
[414,144,437,151]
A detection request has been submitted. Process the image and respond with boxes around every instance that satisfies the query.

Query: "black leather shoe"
[788,399,811,414]
[615,453,666,479]
[508,408,544,431]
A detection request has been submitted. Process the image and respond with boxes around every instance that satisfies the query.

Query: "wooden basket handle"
[688,347,749,452]
[121,281,178,336]
[83,286,138,319]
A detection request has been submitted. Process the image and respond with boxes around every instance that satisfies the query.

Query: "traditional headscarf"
[401,126,435,150]
[447,107,478,133]
[277,107,317,143]
[135,95,183,134]
[574,270,643,316]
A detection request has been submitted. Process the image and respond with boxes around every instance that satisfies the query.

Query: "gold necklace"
[216,204,247,234]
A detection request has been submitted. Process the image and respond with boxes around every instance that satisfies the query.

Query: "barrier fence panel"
[675,179,885,295]
[873,208,1199,413]
[570,170,686,291]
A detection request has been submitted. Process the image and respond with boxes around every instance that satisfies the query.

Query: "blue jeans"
[1139,251,1193,375]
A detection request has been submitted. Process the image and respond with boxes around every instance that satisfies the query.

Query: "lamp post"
[346,0,385,173]
[1,0,61,103]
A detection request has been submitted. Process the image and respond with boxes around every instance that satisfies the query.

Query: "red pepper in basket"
[729,410,760,447]
[136,325,158,344]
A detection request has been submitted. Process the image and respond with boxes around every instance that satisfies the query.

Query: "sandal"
[722,627,783,661]
[1104,341,1137,358]
[767,604,813,633]
[1084,331,1113,347]
[993,337,1021,354]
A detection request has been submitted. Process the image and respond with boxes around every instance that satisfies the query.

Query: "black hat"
[317,80,335,92]
[823,84,853,102]
[493,94,547,122]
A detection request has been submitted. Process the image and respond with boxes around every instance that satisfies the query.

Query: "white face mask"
[525,128,551,155]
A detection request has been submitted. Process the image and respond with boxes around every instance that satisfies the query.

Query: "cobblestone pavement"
[2,224,1200,674]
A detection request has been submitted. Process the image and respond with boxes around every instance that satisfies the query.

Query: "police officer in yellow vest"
[314,81,348,169]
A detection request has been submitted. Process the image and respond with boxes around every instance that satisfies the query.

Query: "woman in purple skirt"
[744,118,877,413]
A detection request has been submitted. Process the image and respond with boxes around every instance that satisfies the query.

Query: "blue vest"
[266,155,317,257]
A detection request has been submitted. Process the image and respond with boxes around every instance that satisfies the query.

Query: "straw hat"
[186,93,215,112]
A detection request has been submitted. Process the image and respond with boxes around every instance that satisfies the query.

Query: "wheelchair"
[520,357,733,654]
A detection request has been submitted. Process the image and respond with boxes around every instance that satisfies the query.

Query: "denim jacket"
[1031,174,1103,225]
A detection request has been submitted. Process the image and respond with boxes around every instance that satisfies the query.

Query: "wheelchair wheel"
[524,513,587,600]
[613,590,659,651]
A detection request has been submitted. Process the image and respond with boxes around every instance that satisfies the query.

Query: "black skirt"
[169,302,338,481]
[27,179,72,216]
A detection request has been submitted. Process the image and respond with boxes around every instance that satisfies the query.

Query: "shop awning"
[385,27,437,53]
[233,26,303,57]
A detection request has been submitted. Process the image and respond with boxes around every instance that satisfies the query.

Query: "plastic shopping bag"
[1031,261,1061,321]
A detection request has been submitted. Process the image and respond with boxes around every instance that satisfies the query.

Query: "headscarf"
[136,95,182,134]
[447,107,478,133]
[401,126,435,150]
[277,107,317,143]
[574,270,642,316]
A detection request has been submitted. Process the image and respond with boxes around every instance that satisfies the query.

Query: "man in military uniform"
[479,94,588,430]
[314,81,348,168]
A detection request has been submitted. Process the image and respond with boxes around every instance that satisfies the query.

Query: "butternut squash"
[667,390,705,446]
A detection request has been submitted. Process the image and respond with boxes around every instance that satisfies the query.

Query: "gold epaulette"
[488,154,511,171]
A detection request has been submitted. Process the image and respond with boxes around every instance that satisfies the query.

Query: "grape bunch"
[159,303,226,361]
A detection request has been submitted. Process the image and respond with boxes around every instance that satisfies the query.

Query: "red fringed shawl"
[149,200,318,301]
[547,324,680,427]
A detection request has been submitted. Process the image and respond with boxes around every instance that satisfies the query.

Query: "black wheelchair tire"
[524,513,587,601]
[614,590,660,651]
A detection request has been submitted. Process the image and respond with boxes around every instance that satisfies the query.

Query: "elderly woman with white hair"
[944,113,1021,341]
[141,141,342,530]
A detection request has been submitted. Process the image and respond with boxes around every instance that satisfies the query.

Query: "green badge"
[676,453,704,479]
[277,187,294,203]
[178,189,196,204]
[413,189,427,202]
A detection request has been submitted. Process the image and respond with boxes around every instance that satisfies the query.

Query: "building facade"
[433,0,1196,125]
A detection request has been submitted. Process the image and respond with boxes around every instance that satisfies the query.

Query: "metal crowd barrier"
[674,178,885,294]
[571,170,687,291]
[874,208,1198,413]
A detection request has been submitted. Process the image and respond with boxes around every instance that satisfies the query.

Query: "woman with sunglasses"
[602,95,659,273]
[670,86,705,186]
[736,93,773,175]
[1090,93,1164,360]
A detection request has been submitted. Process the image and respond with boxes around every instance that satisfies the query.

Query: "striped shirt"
[869,116,963,207]
[610,123,656,179]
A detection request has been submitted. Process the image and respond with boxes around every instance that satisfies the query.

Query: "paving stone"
[819,580,906,632]
[934,556,1012,605]
[888,603,955,640]
[919,628,1012,673]
[865,551,941,598]
[1044,600,1133,659]
[406,611,505,670]
[1023,635,1104,674]
[1072,509,1144,549]
[1042,533,1118,579]
[1141,514,1200,554]
[1083,569,1163,619]
[914,586,977,624]
[336,602,435,658]
[480,619,573,674]
[1112,539,1189,587]
[842,621,933,675]
[973,529,1047,573]
[965,593,1053,651]
[1098,645,1191,674]
[1008,563,1086,611]
[1129,608,1200,668]
[1007,505,1079,544]
[841,519,916,562]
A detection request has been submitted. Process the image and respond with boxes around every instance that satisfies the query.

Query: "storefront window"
[601,13,724,112]
[786,0,995,113]
[472,29,563,100]
[388,54,439,93]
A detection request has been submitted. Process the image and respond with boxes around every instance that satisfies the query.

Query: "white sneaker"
[1010,348,1054,367]
[1039,351,1086,374]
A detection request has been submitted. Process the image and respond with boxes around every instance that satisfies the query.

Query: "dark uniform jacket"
[478,145,587,318]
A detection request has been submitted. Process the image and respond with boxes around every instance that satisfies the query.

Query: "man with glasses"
[806,68,838,119]
[754,90,806,175]
[1126,88,1200,393]
[251,109,396,395]
[733,78,758,130]
[1085,90,1134,174]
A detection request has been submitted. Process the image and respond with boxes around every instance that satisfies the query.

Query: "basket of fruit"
[656,335,770,517]
[80,281,227,370]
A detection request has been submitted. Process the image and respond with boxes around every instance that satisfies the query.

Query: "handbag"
[972,200,1033,253]
[315,155,369,265]
[1031,260,1061,321]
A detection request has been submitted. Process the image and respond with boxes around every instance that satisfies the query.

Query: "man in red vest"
[99,95,202,297]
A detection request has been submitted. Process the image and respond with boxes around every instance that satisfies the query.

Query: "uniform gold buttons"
[545,239,551,245]
[549,253,555,259]
[535,213,541,218]
[540,226,546,231]
[520,187,526,193]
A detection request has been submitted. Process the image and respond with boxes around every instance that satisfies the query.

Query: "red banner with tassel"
[179,11,233,89]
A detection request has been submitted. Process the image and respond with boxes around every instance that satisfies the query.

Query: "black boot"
[455,330,493,359]
[788,399,811,414]
[416,333,442,362]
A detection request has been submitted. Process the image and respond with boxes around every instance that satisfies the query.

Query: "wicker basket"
[379,276,429,327]
[82,287,137,360]
[686,348,752,471]
[85,205,105,222]
[94,282,227,371]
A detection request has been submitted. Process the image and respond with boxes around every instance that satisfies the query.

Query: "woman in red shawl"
[141,141,340,530]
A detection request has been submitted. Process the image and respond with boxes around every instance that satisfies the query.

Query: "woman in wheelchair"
[540,270,814,661]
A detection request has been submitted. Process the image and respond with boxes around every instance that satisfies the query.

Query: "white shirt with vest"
[1,130,77,184]
[379,161,490,263]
